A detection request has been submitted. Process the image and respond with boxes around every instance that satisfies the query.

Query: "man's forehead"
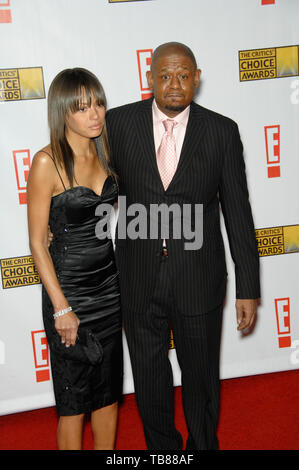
[154,54,195,71]
[158,64,191,72]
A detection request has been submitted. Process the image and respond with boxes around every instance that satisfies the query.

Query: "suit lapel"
[168,101,207,190]
[134,98,163,186]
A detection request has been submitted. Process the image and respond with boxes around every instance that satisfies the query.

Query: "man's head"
[146,42,201,117]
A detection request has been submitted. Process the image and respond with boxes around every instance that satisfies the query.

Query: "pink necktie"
[157,119,177,190]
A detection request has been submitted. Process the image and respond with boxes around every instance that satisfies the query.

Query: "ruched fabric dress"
[42,162,123,416]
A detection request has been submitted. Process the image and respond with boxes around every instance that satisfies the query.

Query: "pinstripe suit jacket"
[105,97,260,316]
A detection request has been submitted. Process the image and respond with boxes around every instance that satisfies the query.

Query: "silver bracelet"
[53,306,72,319]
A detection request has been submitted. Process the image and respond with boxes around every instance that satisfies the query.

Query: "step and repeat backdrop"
[0,0,298,415]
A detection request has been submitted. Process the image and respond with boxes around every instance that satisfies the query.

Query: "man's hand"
[236,299,258,331]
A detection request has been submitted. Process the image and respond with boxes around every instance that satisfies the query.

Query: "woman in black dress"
[27,68,122,450]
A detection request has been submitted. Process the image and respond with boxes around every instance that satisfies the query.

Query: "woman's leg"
[57,413,85,450]
[91,402,118,450]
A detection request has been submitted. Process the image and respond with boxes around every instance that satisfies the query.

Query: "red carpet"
[0,370,298,450]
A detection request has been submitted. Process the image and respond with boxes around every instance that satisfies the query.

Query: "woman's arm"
[27,152,79,347]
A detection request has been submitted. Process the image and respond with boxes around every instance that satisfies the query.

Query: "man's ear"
[146,70,154,90]
[194,69,201,88]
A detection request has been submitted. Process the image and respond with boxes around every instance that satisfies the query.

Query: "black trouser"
[123,254,223,450]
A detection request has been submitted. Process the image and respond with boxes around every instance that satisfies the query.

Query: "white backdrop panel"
[0,0,298,415]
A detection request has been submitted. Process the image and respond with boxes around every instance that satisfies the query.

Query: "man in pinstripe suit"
[105,42,260,450]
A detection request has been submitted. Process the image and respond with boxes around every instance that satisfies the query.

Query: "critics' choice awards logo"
[239,45,299,82]
[1,256,41,289]
[255,225,299,257]
[0,0,11,23]
[0,67,45,102]
[169,330,174,350]
[137,49,153,100]
[109,0,151,3]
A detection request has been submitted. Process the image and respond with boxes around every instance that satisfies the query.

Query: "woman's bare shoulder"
[33,144,54,164]
[28,145,58,186]
[31,146,59,178]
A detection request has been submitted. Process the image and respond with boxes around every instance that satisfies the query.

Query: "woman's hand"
[47,225,54,247]
[55,311,80,347]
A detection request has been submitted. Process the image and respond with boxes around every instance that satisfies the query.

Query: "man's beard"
[165,104,186,113]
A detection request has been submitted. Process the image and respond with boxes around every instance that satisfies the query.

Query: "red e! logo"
[13,149,31,204]
[264,125,280,178]
[31,330,50,382]
[137,49,153,100]
[0,0,12,23]
[275,298,291,348]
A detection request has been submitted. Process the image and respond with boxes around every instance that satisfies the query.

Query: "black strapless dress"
[42,176,123,416]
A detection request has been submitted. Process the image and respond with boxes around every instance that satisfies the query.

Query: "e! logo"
[31,330,50,382]
[275,298,291,348]
[0,0,12,23]
[137,49,153,100]
[264,125,280,178]
[13,149,31,204]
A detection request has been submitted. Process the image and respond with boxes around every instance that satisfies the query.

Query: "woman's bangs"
[68,81,106,113]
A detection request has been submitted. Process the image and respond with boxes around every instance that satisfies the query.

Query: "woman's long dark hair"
[47,67,114,188]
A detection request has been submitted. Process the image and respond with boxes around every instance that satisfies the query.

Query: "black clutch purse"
[50,328,103,365]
